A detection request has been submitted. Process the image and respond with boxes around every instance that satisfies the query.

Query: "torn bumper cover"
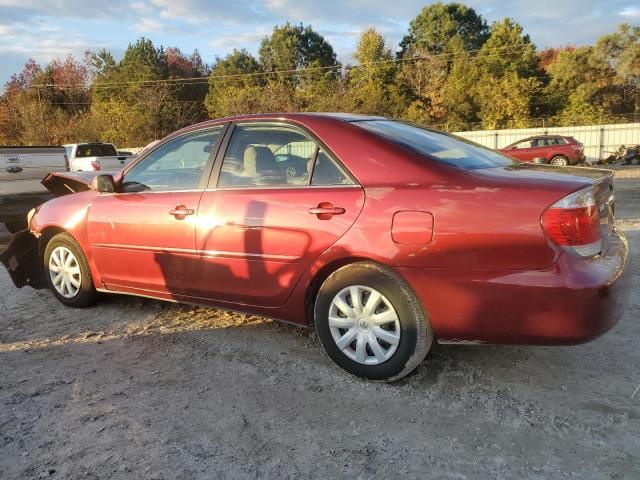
[0,230,46,289]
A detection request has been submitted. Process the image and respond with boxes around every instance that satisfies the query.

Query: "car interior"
[218,126,351,188]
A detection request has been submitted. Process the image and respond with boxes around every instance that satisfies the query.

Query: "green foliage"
[347,28,398,115]
[259,22,337,86]
[476,73,540,129]
[400,2,489,55]
[478,18,538,77]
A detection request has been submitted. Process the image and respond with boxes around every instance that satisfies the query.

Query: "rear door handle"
[309,202,345,220]
[169,205,195,220]
[6,166,23,173]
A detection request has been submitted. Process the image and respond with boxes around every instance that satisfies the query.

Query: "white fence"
[454,123,640,163]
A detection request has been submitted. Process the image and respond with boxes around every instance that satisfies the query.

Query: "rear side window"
[76,144,118,157]
[354,120,515,170]
[217,124,354,188]
[311,149,352,186]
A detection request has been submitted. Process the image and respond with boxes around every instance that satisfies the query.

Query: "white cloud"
[620,6,640,17]
[132,17,164,33]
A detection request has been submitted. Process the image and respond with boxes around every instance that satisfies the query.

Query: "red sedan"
[1,114,630,381]
[499,135,586,166]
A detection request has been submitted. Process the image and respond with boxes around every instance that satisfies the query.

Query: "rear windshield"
[76,144,118,158]
[353,120,515,170]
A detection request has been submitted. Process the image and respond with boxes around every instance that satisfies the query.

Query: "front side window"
[217,124,354,188]
[354,120,515,170]
[512,139,534,149]
[123,128,222,192]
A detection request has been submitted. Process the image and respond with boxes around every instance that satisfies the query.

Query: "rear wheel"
[44,233,97,307]
[314,262,433,382]
[550,155,569,166]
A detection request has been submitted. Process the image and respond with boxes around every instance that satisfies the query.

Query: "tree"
[259,23,337,85]
[478,18,537,78]
[591,24,640,113]
[205,49,264,118]
[400,2,489,56]
[346,28,400,115]
[88,49,116,76]
[537,46,575,74]
[476,72,540,129]
[119,37,168,81]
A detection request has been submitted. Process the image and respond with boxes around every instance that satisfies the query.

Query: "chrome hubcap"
[49,246,81,298]
[328,285,401,365]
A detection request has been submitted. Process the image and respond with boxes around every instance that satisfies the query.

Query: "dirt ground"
[1,166,639,480]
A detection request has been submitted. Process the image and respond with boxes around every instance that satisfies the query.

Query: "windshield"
[353,120,516,170]
[76,144,118,158]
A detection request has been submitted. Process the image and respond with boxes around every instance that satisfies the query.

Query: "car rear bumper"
[397,228,631,345]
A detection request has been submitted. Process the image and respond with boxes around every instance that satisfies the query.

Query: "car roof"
[172,112,386,135]
[517,135,568,141]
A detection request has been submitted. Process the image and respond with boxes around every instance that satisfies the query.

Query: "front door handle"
[6,166,23,173]
[169,205,195,220]
[309,202,346,220]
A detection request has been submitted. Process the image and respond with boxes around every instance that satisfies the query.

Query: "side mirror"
[91,174,116,193]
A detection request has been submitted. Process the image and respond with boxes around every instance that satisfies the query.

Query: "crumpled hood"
[41,171,121,196]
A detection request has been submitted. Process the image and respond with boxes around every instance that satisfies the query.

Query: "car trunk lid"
[471,163,616,256]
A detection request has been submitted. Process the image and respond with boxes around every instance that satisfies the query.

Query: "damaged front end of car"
[1,170,98,289]
[0,230,46,288]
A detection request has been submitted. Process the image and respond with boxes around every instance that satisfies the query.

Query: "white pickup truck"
[0,146,68,232]
[64,142,132,172]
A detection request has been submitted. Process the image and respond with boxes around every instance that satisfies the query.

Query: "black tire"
[314,262,433,382]
[550,155,569,167]
[43,232,97,308]
[4,221,27,234]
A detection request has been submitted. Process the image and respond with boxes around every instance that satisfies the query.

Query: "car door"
[505,139,536,161]
[87,126,226,296]
[531,137,552,160]
[194,122,365,307]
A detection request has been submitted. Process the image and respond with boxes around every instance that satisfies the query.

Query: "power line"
[28,44,540,90]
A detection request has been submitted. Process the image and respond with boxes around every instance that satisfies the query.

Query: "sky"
[0,0,639,87]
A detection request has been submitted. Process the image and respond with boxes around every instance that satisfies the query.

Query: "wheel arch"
[304,256,370,326]
[38,226,70,258]
[304,257,413,328]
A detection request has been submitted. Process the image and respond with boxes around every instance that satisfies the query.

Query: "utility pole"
[36,86,49,145]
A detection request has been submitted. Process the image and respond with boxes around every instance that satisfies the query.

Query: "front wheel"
[44,232,97,307]
[314,262,433,382]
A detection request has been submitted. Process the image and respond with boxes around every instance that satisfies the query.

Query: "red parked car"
[500,135,586,166]
[1,114,630,381]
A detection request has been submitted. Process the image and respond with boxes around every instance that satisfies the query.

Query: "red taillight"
[91,160,101,171]
[541,187,601,257]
